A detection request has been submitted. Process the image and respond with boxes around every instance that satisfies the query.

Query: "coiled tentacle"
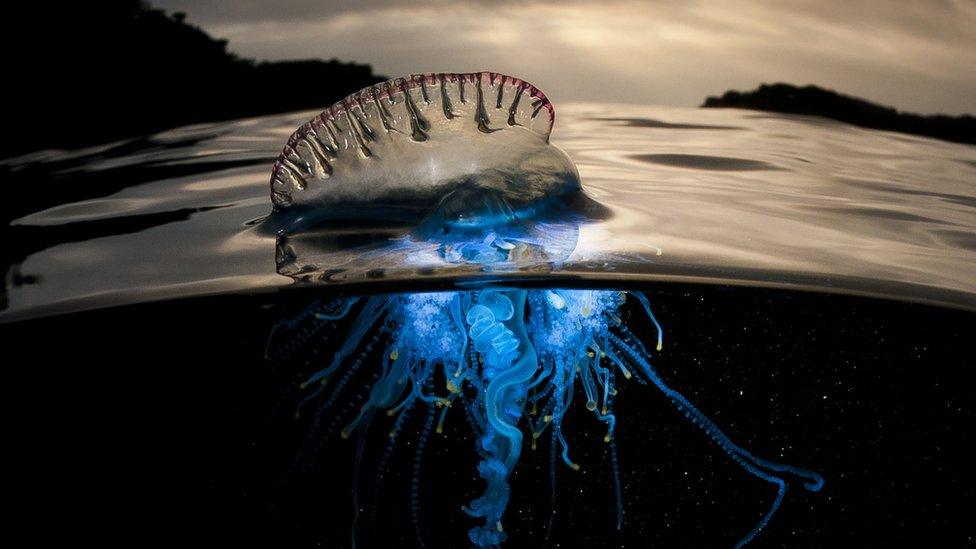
[463,290,538,547]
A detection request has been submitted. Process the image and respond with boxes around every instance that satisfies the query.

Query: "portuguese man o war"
[264,72,823,547]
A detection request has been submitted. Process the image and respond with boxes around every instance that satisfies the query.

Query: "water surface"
[3,103,975,320]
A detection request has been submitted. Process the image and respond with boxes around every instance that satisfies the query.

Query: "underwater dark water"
[3,283,972,547]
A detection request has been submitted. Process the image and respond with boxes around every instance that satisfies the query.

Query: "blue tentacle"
[608,332,824,546]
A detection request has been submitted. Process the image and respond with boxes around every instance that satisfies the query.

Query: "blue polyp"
[295,289,822,548]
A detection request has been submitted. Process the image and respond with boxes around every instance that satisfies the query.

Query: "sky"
[151,0,976,115]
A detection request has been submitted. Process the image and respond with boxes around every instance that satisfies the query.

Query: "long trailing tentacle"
[411,401,437,547]
[605,369,625,531]
[350,408,375,549]
[607,331,824,546]
[608,437,624,531]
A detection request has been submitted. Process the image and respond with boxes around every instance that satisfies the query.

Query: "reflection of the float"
[273,189,613,283]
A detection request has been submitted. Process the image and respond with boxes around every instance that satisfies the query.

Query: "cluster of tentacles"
[283,289,823,548]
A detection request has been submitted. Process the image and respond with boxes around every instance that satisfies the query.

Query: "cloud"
[151,0,976,114]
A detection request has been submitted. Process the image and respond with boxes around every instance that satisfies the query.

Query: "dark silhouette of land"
[702,84,975,146]
[3,1,386,158]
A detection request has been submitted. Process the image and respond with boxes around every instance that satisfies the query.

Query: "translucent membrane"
[269,72,580,225]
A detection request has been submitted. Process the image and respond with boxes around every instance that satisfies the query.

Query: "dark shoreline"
[702,83,975,146]
[3,1,385,158]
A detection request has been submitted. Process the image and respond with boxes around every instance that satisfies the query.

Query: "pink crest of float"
[269,72,566,213]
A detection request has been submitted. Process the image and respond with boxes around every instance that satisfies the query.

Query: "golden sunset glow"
[154,0,976,114]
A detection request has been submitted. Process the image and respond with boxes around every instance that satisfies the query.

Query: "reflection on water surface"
[2,103,975,319]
